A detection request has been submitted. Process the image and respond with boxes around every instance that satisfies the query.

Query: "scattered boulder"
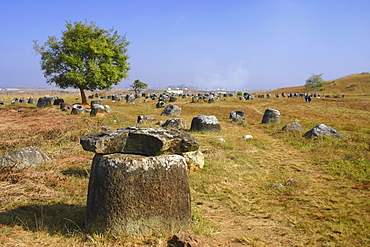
[214,138,226,142]
[71,104,86,115]
[190,115,222,132]
[19,97,27,104]
[230,110,246,122]
[0,146,50,171]
[53,98,64,105]
[169,96,177,102]
[182,150,204,171]
[282,122,304,132]
[27,97,38,104]
[85,153,191,236]
[80,127,200,155]
[0,99,4,105]
[261,109,281,124]
[37,97,54,107]
[60,102,73,112]
[126,94,135,103]
[303,124,345,139]
[156,101,166,108]
[162,118,186,130]
[161,104,182,116]
[90,104,105,117]
[11,98,19,104]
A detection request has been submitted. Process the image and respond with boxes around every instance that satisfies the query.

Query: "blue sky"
[0,0,369,90]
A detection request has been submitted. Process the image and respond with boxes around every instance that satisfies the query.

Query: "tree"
[305,73,324,91]
[130,79,148,94]
[33,20,130,104]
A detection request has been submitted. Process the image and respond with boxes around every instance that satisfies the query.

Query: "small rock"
[271,183,285,188]
[303,124,345,139]
[242,135,253,139]
[285,179,299,186]
[282,122,304,132]
[182,150,204,171]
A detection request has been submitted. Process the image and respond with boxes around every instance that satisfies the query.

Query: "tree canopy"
[305,73,324,92]
[130,79,148,94]
[33,20,130,104]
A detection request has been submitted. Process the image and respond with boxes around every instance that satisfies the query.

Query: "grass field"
[0,73,369,246]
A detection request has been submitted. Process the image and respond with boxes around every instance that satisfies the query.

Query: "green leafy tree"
[33,20,130,104]
[305,73,324,91]
[130,79,148,94]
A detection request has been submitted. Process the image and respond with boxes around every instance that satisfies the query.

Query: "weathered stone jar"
[261,109,281,124]
[81,127,198,236]
[85,153,191,236]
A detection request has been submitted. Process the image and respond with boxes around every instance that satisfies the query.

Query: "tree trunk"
[79,86,87,104]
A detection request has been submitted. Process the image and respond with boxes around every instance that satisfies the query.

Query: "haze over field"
[0,0,369,90]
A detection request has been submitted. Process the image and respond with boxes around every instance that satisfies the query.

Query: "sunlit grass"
[0,87,369,246]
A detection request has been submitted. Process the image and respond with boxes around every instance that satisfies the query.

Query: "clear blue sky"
[1,0,369,90]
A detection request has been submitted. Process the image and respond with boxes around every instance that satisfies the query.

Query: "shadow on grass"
[62,167,90,178]
[0,203,86,235]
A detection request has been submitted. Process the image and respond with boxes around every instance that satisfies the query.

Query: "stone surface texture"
[160,104,182,116]
[190,115,222,132]
[261,109,281,124]
[85,153,191,236]
[161,118,187,130]
[282,122,304,132]
[80,127,199,155]
[304,124,345,139]
[0,146,50,170]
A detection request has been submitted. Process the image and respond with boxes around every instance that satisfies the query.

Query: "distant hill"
[267,73,370,95]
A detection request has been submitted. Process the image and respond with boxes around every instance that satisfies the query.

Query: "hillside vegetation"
[268,72,370,95]
[0,74,369,246]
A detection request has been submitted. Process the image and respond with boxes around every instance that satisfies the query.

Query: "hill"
[267,72,370,95]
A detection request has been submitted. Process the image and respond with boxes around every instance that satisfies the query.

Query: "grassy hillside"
[268,72,370,95]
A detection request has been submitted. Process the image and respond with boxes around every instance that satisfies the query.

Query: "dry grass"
[0,73,369,246]
[268,72,370,96]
